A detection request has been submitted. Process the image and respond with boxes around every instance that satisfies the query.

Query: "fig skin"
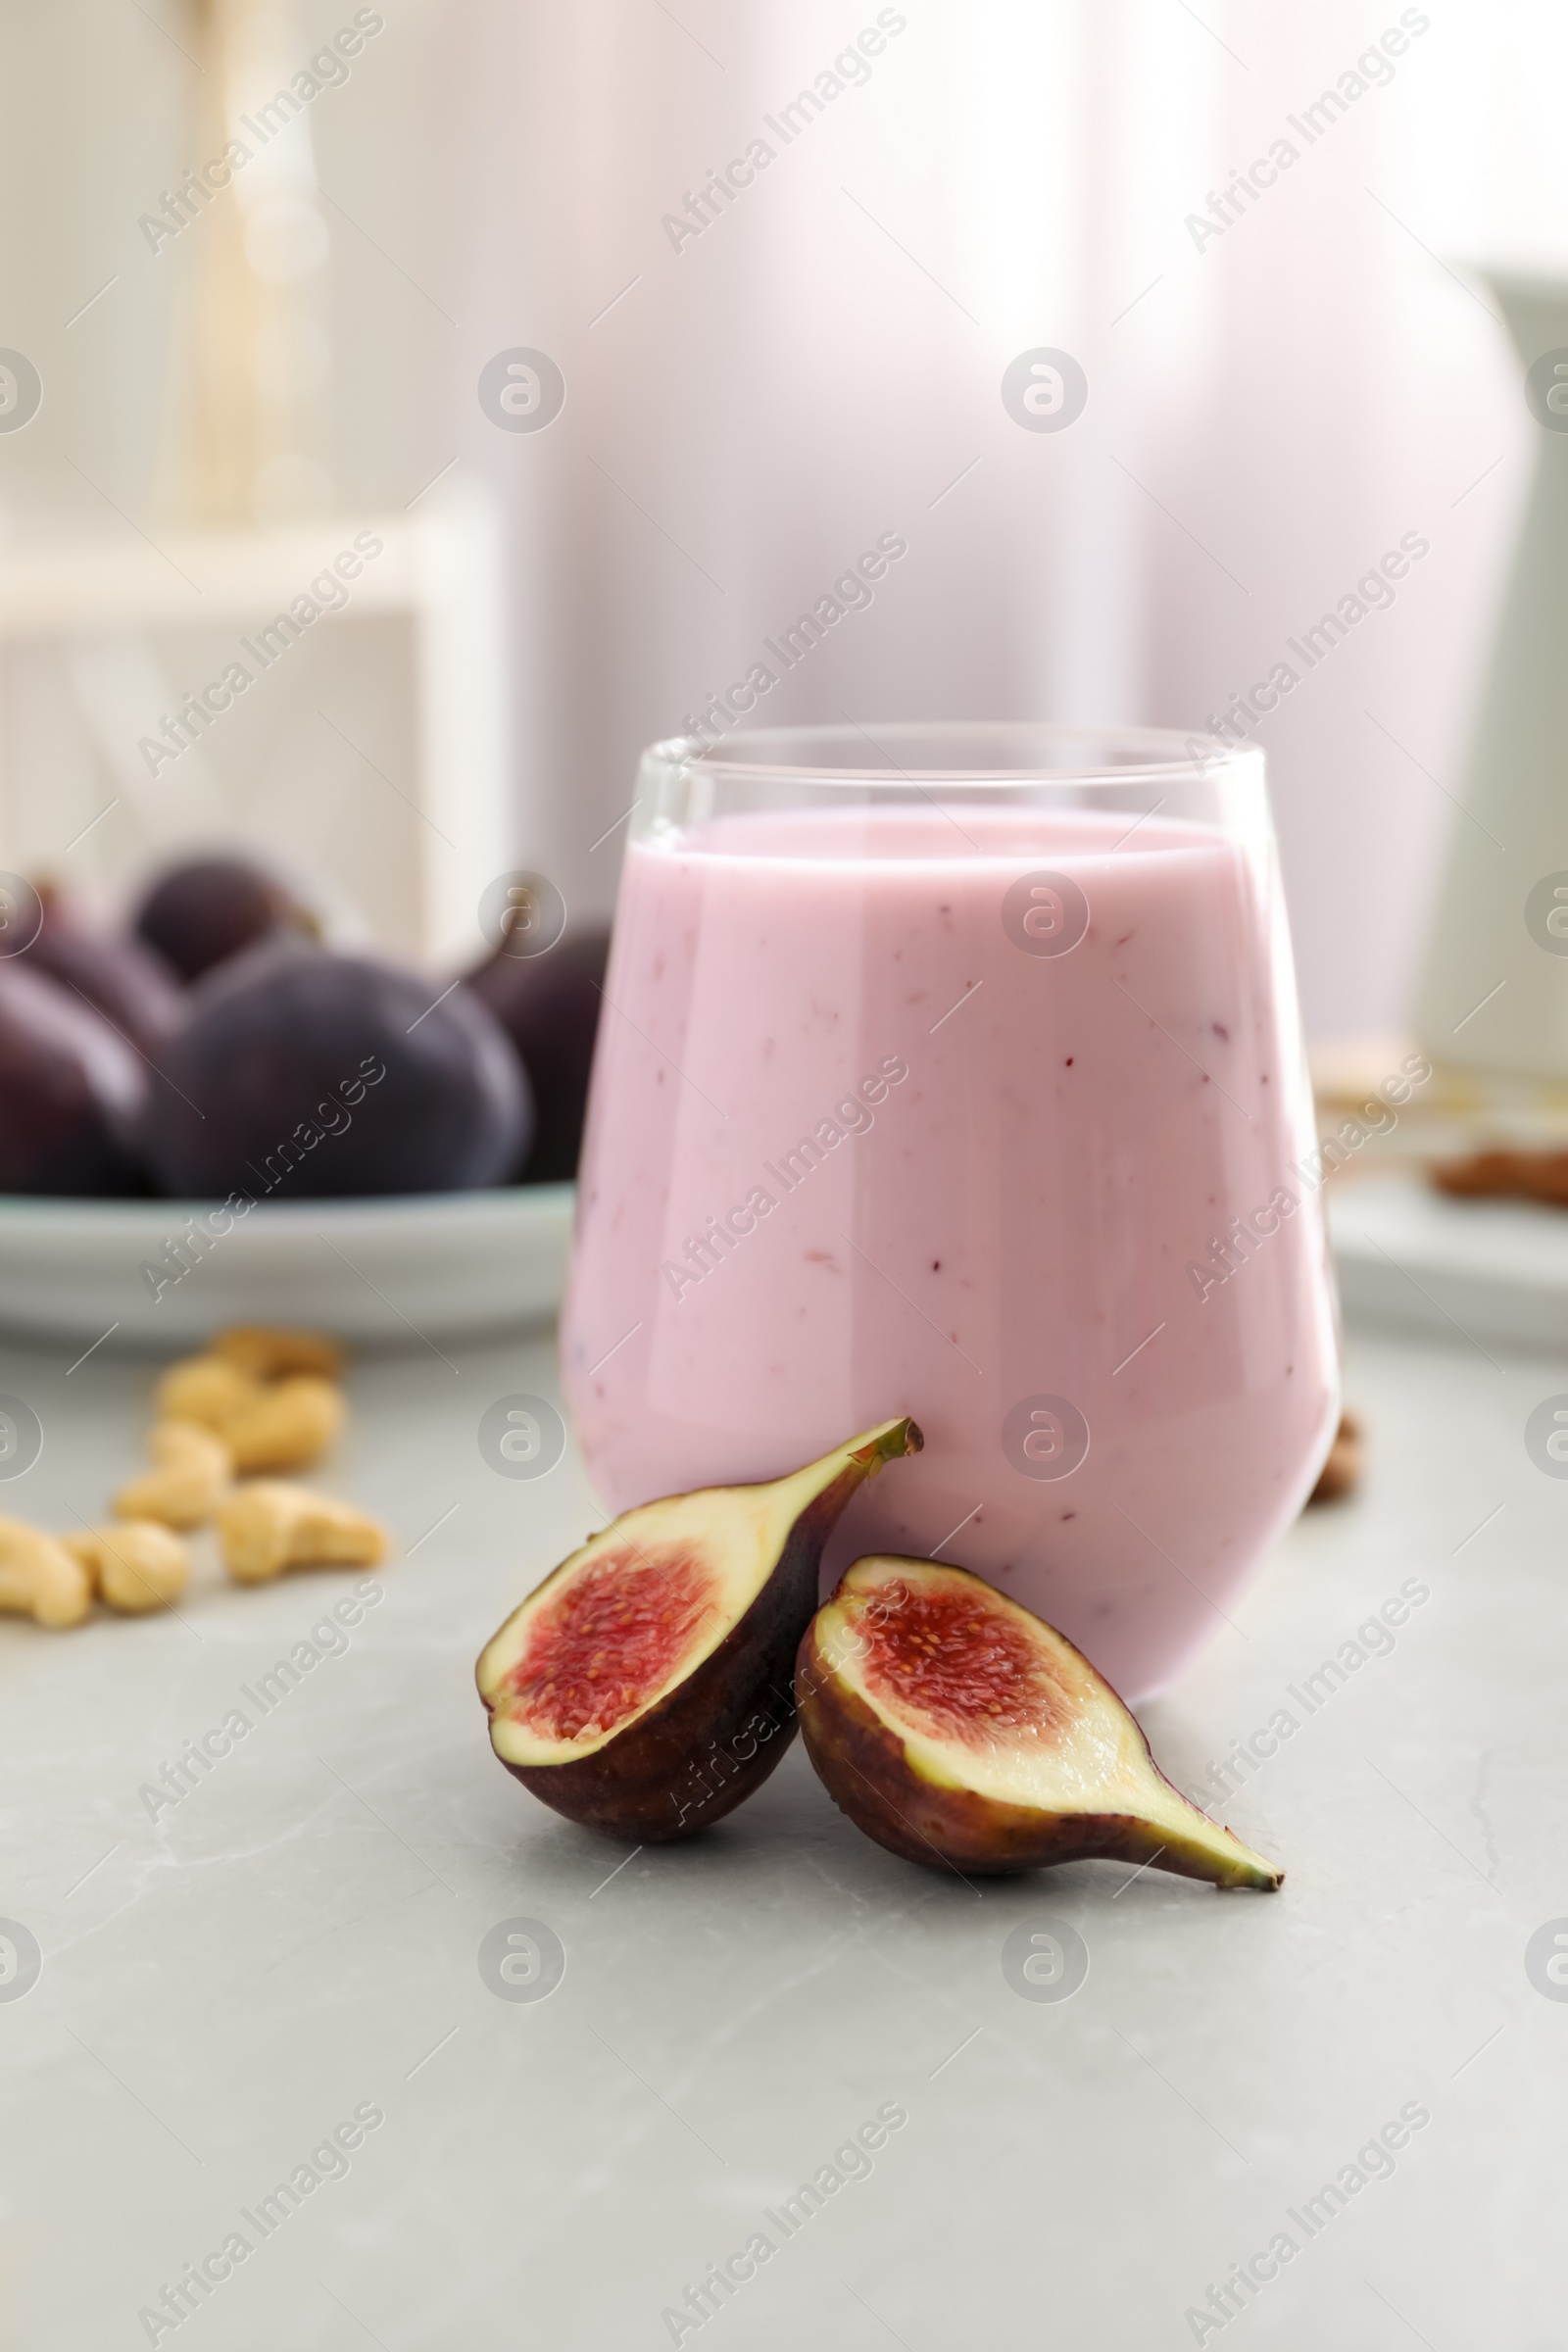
[133,855,318,984]
[137,940,531,1199]
[465,925,611,1183]
[0,960,148,1196]
[478,1418,923,1842]
[796,1562,1282,1890]
[497,1533,809,1842]
[23,884,185,1058]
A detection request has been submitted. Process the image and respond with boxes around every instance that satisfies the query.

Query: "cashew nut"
[65,1521,190,1613]
[154,1354,261,1430]
[218,1483,388,1586]
[214,1325,346,1382]
[114,1420,232,1530]
[221,1376,343,1475]
[0,1518,92,1628]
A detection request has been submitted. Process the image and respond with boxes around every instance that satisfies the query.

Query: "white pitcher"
[1415,270,1568,1081]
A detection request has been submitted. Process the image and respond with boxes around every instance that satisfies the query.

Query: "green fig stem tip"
[848,1416,924,1471]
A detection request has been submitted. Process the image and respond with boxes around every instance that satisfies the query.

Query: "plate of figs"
[0,855,606,1348]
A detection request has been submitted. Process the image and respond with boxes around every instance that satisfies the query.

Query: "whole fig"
[23,883,185,1057]
[466,925,610,1182]
[134,855,318,984]
[137,942,531,1199]
[0,961,148,1195]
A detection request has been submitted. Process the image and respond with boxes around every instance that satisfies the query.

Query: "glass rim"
[643,720,1260,791]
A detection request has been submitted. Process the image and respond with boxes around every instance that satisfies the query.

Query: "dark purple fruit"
[466,925,610,1182]
[133,855,318,984]
[20,884,186,1058]
[0,961,148,1196]
[137,941,531,1199]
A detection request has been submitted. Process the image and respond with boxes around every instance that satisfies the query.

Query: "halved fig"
[476,1418,923,1841]
[797,1558,1282,1890]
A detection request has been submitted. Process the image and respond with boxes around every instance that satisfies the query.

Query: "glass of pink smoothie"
[562,723,1339,1698]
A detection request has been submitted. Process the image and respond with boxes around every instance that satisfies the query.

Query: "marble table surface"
[0,1313,1562,2352]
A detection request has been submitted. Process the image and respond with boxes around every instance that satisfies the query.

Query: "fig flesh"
[477,1416,923,1841]
[797,1558,1282,1890]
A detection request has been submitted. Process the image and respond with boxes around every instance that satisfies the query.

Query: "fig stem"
[845,1416,924,1472]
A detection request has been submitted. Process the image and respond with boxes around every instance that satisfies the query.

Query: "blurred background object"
[0,0,513,963]
[6,0,1564,1039]
[0,499,512,960]
[3,2,1568,1037]
[1413,272,1568,1090]
[161,0,335,529]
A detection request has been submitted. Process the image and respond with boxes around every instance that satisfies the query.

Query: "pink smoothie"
[562,803,1338,1698]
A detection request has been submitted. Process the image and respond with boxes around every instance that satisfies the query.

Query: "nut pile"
[0,1324,388,1628]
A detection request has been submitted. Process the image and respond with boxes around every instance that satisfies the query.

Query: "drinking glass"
[562,722,1339,1697]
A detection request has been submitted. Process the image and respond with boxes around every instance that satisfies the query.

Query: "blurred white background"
[1,0,1564,1035]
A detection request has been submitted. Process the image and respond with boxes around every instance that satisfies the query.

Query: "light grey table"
[0,1316,1561,2351]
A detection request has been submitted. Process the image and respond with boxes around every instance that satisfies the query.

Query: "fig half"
[477,1417,922,1841]
[797,1558,1282,1890]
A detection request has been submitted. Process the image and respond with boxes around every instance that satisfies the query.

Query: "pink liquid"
[562,805,1338,1698]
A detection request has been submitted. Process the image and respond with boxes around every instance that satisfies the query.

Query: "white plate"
[1329,1173,1568,1353]
[0,1185,574,1350]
